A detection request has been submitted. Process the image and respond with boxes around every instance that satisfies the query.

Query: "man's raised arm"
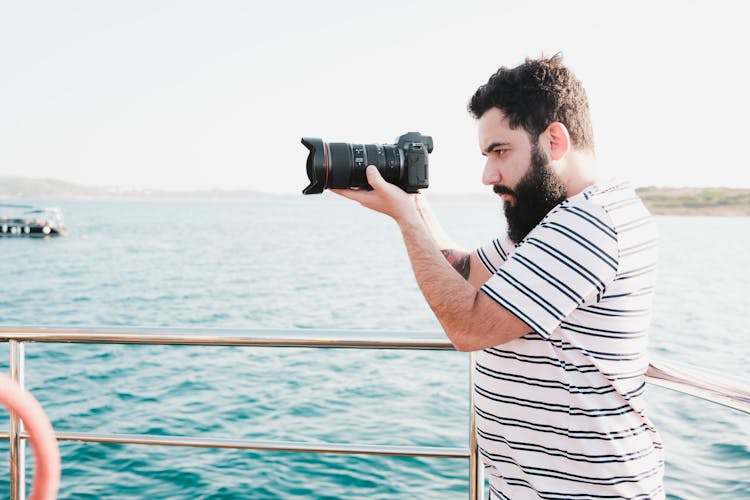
[333,166,529,351]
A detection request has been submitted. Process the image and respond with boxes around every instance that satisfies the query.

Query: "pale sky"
[1,1,748,194]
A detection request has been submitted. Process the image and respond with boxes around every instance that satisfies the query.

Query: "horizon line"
[2,175,750,195]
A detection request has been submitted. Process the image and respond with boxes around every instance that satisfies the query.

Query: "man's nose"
[482,161,501,186]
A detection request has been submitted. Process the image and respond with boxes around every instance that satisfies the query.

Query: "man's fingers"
[331,166,411,219]
[365,165,386,189]
[329,166,382,196]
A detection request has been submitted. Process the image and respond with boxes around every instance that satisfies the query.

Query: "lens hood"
[301,137,327,194]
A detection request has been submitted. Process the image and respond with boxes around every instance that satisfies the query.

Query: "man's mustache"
[493,185,516,196]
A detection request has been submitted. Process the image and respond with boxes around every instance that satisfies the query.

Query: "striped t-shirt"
[475,180,664,499]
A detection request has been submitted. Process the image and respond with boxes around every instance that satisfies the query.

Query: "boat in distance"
[0,204,67,237]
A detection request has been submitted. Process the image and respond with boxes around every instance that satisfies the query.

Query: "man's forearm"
[396,213,479,344]
[412,195,472,280]
[397,213,530,351]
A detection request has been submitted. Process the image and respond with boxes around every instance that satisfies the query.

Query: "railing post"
[9,340,26,500]
[469,351,483,500]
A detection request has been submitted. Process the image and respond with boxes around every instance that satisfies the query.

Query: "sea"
[0,196,748,499]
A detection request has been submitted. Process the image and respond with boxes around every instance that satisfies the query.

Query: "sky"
[1,1,749,195]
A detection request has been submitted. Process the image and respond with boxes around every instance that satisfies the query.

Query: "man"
[334,54,664,499]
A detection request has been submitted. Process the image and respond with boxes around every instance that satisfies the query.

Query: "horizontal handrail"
[0,431,469,458]
[0,326,454,349]
[646,360,750,414]
[0,327,748,414]
[0,327,478,500]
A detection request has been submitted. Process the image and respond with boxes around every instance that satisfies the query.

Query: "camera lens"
[302,138,404,194]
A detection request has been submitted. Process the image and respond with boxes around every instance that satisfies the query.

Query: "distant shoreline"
[636,187,750,216]
[0,176,277,201]
[2,177,749,216]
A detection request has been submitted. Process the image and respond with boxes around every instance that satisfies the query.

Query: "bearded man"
[335,54,665,499]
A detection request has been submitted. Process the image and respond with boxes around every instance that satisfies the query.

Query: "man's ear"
[543,122,571,161]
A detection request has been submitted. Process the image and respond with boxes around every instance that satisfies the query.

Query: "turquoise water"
[0,197,748,499]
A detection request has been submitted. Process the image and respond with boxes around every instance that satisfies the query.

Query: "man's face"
[478,108,567,243]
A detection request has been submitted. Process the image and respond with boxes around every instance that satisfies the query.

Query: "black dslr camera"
[301,132,433,194]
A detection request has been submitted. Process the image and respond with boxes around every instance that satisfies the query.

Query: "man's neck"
[561,149,599,198]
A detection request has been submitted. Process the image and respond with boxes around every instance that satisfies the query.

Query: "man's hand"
[331,166,418,225]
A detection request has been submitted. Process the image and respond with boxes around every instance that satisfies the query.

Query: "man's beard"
[494,144,567,244]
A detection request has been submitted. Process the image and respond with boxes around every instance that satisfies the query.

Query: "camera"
[301,132,433,194]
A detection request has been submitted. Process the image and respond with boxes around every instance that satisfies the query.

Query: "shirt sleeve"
[480,201,619,339]
[476,234,516,274]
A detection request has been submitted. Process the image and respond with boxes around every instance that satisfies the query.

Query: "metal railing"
[0,327,479,500]
[0,326,749,500]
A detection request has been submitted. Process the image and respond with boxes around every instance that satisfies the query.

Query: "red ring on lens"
[324,142,330,188]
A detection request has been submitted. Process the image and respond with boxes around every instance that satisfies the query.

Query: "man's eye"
[494,149,507,156]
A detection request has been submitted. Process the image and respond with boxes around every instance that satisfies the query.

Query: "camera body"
[394,132,432,193]
[302,132,433,194]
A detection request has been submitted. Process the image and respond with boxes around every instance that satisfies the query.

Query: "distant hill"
[2,177,748,215]
[0,177,275,200]
[636,187,750,216]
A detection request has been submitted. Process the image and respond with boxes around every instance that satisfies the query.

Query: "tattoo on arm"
[441,249,471,280]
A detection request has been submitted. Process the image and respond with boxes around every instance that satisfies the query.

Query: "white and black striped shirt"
[476,180,664,499]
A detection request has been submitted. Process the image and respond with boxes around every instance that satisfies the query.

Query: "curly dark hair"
[468,54,594,150]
